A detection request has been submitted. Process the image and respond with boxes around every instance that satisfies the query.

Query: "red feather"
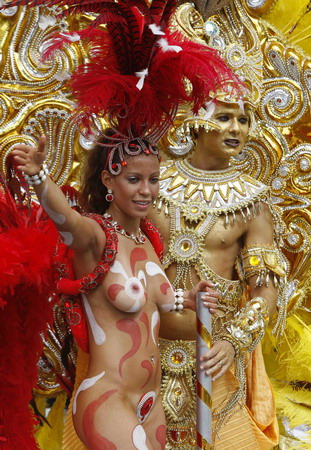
[69,29,244,135]
[0,187,58,448]
[2,0,245,137]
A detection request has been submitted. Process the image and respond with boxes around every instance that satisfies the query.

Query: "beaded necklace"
[103,213,146,244]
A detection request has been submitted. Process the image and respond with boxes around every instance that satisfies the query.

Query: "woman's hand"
[12,136,46,176]
[199,339,235,381]
[184,280,219,313]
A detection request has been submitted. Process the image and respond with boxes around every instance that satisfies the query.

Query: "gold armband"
[220,297,269,354]
[236,244,287,288]
[236,244,290,337]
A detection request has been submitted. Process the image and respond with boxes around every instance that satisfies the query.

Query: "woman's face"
[197,102,250,160]
[102,153,160,219]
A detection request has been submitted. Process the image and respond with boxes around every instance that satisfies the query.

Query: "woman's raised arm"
[12,136,104,254]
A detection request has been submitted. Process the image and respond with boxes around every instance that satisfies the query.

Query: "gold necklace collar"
[158,159,269,219]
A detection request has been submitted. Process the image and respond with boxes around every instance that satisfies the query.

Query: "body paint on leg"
[82,389,117,450]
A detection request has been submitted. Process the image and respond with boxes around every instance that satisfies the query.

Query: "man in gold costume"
[147,5,291,447]
[149,98,288,448]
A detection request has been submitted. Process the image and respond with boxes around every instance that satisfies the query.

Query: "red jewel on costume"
[121,160,127,167]
[136,391,155,423]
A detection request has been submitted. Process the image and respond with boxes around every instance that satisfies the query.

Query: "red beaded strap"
[54,214,118,352]
[55,214,118,295]
[140,218,164,263]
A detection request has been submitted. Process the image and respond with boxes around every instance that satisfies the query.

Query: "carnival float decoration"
[0,0,310,448]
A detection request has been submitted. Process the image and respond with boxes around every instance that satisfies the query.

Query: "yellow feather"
[263,311,311,383]
[261,0,311,55]
[35,392,67,450]
[271,380,311,430]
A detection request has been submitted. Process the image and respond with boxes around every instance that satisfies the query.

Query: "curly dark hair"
[79,130,159,215]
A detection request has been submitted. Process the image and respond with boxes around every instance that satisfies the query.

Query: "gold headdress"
[171,2,263,107]
[165,2,263,154]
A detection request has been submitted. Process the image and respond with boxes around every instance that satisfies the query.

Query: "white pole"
[196,292,212,449]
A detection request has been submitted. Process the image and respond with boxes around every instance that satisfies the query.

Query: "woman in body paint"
[12,133,218,449]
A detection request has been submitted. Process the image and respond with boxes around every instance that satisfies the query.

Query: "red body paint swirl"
[116,318,141,377]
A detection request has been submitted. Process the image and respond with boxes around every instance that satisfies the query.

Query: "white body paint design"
[110,260,146,312]
[132,425,149,450]
[145,261,175,312]
[81,293,106,345]
[41,184,66,225]
[73,370,105,414]
[110,260,129,280]
[151,311,159,345]
[59,231,73,246]
[137,269,147,286]
[159,303,175,312]
[145,261,165,277]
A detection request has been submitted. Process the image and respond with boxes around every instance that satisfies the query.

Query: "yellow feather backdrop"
[261,0,311,54]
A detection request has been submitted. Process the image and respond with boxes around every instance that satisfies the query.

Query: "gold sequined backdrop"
[0,1,310,298]
[0,7,93,186]
[0,0,310,446]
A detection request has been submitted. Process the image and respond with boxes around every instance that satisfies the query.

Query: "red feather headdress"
[4,0,244,143]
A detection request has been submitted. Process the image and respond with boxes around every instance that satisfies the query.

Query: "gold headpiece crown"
[170,3,263,108]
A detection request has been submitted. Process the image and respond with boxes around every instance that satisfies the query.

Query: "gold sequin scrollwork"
[36,305,77,397]
[0,7,94,186]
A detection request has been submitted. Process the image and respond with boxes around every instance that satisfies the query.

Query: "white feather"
[135,68,148,90]
[148,23,165,35]
[39,15,56,30]
[59,32,81,42]
[157,38,182,53]
[202,100,216,119]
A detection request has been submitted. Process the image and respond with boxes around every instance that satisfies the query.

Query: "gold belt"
[159,338,197,449]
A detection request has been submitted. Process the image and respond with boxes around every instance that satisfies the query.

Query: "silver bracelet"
[24,163,49,185]
[174,288,184,311]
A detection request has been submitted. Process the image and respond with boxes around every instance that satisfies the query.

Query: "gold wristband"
[223,297,269,353]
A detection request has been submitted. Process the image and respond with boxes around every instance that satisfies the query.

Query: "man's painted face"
[197,102,250,159]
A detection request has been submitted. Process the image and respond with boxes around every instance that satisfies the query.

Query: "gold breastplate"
[156,159,269,310]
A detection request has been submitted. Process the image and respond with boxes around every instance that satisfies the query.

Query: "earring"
[168,135,194,156]
[168,126,194,156]
[105,189,114,202]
